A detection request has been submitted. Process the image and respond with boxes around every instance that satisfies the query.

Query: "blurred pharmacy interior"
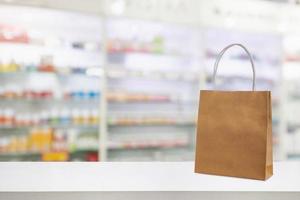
[0,0,299,161]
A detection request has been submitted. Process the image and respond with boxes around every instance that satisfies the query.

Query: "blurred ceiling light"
[110,0,125,16]
[86,67,103,77]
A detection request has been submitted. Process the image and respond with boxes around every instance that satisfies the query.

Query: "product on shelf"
[42,152,69,161]
[0,128,53,154]
[285,55,300,62]
[75,133,98,150]
[0,59,98,77]
[0,85,100,101]
[0,23,29,43]
[0,128,99,161]
[0,60,20,73]
[0,108,100,127]
[23,89,53,100]
[85,152,99,161]
[0,109,15,127]
[107,36,165,55]
[64,89,100,100]
[0,23,100,51]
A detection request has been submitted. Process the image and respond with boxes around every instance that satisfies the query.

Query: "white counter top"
[0,161,299,192]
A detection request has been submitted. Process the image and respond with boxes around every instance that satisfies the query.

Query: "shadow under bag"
[195,43,273,180]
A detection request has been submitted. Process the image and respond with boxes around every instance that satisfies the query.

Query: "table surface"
[0,161,299,192]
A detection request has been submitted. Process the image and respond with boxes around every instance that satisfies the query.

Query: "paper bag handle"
[212,43,256,91]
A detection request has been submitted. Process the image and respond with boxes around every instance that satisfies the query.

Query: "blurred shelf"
[0,98,196,105]
[0,139,189,158]
[74,147,98,152]
[205,54,279,66]
[0,10,285,163]
[0,96,196,103]
[0,115,198,129]
[0,124,99,130]
[0,148,98,160]
[0,41,101,52]
[0,71,71,76]
[107,93,197,104]
[107,50,191,58]
[0,68,101,78]
[108,123,195,127]
[108,139,189,150]
[107,93,170,103]
[0,118,196,129]
[0,152,40,157]
[108,120,196,126]
[107,67,200,82]
[0,98,99,103]
[206,75,276,85]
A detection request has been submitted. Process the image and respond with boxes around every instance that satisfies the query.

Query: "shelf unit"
[0,5,103,161]
[0,0,293,161]
[282,34,300,160]
[103,17,202,161]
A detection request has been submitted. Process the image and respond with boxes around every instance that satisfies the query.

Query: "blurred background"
[0,0,297,161]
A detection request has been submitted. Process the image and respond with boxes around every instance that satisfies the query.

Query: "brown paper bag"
[195,44,273,180]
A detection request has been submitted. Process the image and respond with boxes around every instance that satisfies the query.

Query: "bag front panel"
[195,90,271,180]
